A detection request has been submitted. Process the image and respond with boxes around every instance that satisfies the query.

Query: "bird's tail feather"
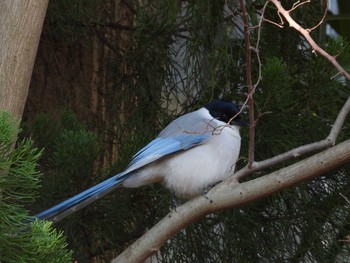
[35,173,128,223]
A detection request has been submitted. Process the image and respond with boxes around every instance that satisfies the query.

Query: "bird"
[35,100,247,223]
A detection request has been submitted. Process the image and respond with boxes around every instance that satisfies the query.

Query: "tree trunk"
[0,0,48,119]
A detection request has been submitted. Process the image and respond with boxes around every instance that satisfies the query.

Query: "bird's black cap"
[205,100,248,127]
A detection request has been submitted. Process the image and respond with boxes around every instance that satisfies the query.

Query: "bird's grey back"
[158,108,217,138]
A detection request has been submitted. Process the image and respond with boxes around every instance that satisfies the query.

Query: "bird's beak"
[230,119,249,127]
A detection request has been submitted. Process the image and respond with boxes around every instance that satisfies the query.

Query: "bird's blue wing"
[121,133,210,175]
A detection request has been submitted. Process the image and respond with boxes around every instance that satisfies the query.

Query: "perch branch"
[113,139,350,263]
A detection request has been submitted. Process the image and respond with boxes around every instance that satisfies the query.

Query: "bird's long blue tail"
[35,173,128,223]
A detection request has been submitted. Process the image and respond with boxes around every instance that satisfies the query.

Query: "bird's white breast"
[161,121,241,199]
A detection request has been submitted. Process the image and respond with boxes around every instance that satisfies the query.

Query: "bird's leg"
[171,194,183,211]
[202,182,221,203]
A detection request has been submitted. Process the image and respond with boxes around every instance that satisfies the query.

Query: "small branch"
[308,1,328,32]
[251,1,268,94]
[287,0,310,12]
[263,18,284,28]
[269,0,350,81]
[328,96,350,142]
[238,1,268,167]
[232,95,350,181]
[239,0,255,167]
[340,193,350,206]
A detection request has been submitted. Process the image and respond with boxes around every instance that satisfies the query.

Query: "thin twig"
[269,0,350,81]
[308,1,328,32]
[340,193,350,205]
[288,0,310,12]
[251,1,268,93]
[263,18,284,28]
[239,0,255,167]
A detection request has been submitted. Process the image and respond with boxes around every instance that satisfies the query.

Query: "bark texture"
[0,0,48,119]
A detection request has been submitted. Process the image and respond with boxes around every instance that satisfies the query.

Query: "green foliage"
[52,129,99,176]
[45,0,101,42]
[254,36,350,161]
[1,220,72,263]
[0,111,72,262]
[23,109,102,260]
[23,109,101,203]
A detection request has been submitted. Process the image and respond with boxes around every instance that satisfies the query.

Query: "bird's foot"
[202,181,221,203]
[171,194,183,212]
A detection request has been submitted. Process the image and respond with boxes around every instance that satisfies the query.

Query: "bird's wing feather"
[119,109,216,175]
[121,133,210,175]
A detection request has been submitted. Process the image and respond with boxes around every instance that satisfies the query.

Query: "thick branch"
[112,139,350,263]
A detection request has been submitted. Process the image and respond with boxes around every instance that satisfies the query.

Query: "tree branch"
[232,95,350,181]
[269,0,350,81]
[239,0,256,166]
[112,139,350,263]
[230,0,350,182]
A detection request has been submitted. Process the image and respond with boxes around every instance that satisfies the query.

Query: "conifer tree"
[0,111,72,262]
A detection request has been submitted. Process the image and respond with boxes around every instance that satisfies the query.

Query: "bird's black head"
[204,100,248,127]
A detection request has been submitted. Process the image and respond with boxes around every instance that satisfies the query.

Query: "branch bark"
[0,0,48,119]
[112,139,350,263]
